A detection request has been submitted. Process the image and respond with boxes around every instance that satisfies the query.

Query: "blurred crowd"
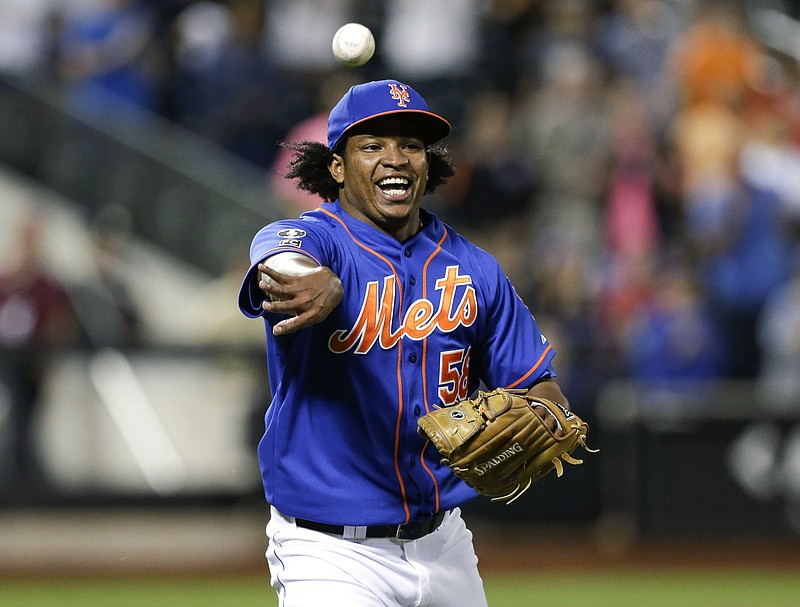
[2,0,800,433]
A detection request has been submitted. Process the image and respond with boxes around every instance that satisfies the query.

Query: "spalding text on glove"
[417,388,598,504]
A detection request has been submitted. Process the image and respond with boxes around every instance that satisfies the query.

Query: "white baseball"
[332,23,375,67]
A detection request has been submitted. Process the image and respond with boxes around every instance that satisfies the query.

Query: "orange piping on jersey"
[319,207,411,521]
[394,340,411,523]
[319,209,404,303]
[419,441,439,510]
[507,343,553,389]
[418,226,448,511]
[420,226,447,414]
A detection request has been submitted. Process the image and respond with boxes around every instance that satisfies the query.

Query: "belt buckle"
[395,516,436,542]
[395,522,422,542]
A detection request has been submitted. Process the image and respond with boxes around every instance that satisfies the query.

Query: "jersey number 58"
[438,347,471,406]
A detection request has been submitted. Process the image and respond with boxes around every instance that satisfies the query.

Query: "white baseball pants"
[266,506,489,607]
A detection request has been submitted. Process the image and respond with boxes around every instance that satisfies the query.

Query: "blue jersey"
[239,201,556,526]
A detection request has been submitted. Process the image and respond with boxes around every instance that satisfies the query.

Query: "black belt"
[295,510,447,541]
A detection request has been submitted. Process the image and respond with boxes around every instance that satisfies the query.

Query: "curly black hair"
[281,140,456,202]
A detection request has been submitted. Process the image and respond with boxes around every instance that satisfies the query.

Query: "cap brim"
[337,109,451,147]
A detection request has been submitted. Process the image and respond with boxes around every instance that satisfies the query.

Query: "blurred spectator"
[620,256,728,382]
[268,71,359,215]
[667,1,766,195]
[522,239,609,412]
[160,0,233,121]
[504,30,616,404]
[262,0,359,69]
[604,82,661,264]
[596,83,662,344]
[593,0,684,131]
[380,0,486,130]
[381,0,482,78]
[68,204,143,348]
[514,0,598,89]
[513,38,610,200]
[666,0,764,111]
[170,0,308,168]
[0,0,55,80]
[737,53,800,238]
[436,89,538,236]
[670,77,746,198]
[0,211,82,496]
[52,0,164,116]
[510,40,611,267]
[471,0,538,94]
[682,155,793,378]
[650,136,687,249]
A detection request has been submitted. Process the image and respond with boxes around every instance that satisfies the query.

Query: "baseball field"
[2,569,800,607]
[3,510,799,607]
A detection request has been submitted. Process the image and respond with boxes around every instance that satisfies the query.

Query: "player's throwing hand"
[258,259,342,335]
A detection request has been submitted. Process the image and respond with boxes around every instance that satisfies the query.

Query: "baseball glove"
[418,388,598,504]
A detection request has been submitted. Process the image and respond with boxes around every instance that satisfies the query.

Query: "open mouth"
[377,176,411,197]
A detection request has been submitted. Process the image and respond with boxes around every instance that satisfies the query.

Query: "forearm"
[525,379,569,409]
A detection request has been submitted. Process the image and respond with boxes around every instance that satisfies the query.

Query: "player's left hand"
[259,262,343,335]
[417,388,598,504]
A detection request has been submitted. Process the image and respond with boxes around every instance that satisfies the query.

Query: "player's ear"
[328,153,345,184]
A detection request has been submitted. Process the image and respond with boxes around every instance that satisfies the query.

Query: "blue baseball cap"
[327,80,451,150]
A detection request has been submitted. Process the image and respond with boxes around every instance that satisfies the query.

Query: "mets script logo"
[328,265,477,354]
[388,83,410,108]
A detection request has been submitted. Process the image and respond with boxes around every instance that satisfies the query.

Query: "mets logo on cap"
[326,79,452,150]
[388,83,410,108]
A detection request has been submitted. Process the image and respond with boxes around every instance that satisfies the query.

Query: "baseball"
[332,23,375,67]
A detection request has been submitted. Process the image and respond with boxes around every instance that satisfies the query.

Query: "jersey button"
[414,405,421,416]
[408,353,417,363]
[409,457,416,466]
[409,277,416,286]
[404,249,412,258]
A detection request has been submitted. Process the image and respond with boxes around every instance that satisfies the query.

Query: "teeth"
[378,177,410,196]
[378,177,409,187]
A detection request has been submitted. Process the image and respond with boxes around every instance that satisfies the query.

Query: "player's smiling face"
[329,116,429,241]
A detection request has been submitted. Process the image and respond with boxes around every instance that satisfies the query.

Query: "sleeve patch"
[277,228,307,238]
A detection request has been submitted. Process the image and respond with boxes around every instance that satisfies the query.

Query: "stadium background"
[1,0,800,604]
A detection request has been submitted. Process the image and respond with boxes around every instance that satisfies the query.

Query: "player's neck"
[391,216,424,243]
[340,203,422,242]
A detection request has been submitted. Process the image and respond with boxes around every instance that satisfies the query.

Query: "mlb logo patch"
[277,228,307,239]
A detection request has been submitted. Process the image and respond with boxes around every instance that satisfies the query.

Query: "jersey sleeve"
[237,218,327,318]
[473,255,557,389]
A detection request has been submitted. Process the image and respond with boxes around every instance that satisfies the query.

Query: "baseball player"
[238,79,569,606]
